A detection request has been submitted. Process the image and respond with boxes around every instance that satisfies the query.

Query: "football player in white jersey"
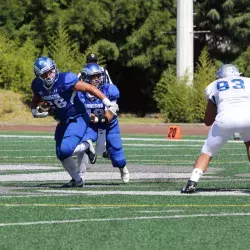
[181,64,250,193]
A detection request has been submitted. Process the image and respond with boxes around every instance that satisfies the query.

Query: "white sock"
[77,153,88,178]
[61,156,81,181]
[73,142,89,155]
[190,168,203,183]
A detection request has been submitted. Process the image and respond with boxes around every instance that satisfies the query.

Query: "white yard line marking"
[0,213,250,227]
[39,190,249,196]
[0,194,74,198]
[2,203,250,208]
[128,154,247,157]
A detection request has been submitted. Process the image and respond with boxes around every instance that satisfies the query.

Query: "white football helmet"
[216,64,240,79]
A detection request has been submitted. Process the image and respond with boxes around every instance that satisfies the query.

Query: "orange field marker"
[167,125,181,139]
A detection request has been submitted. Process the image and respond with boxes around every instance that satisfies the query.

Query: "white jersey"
[202,75,250,157]
[205,76,250,115]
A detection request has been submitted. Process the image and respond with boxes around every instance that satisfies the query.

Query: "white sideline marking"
[123,144,201,147]
[0,165,58,170]
[39,190,250,196]
[0,172,199,182]
[0,156,55,159]
[0,134,242,143]
[0,150,52,152]
[0,135,54,139]
[1,189,249,199]
[0,213,250,227]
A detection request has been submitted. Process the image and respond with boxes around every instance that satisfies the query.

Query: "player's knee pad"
[106,132,126,167]
[107,133,122,150]
[108,148,126,167]
[56,143,75,161]
[111,158,126,168]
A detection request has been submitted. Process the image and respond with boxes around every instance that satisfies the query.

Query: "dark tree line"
[1,0,250,114]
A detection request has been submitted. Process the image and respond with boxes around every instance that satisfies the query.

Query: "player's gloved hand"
[107,103,119,116]
[102,98,119,116]
[31,107,49,118]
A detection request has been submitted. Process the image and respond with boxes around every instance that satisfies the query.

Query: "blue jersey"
[78,83,119,129]
[31,72,88,123]
[80,83,126,168]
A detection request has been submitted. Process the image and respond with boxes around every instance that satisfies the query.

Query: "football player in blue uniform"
[30,56,118,187]
[86,52,113,84]
[76,63,129,183]
[80,53,113,159]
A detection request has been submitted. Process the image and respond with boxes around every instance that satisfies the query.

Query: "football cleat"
[85,140,97,164]
[181,180,197,194]
[102,151,110,159]
[61,178,84,188]
[119,166,130,183]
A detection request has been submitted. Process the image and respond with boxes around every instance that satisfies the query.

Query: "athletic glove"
[31,107,49,118]
[107,103,119,116]
[102,98,119,116]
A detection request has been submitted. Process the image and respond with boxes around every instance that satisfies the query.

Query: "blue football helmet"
[216,64,240,79]
[33,57,59,88]
[81,63,103,88]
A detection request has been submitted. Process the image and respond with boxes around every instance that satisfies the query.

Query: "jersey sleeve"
[106,84,120,101]
[31,79,36,94]
[31,78,42,95]
[64,72,79,90]
[205,81,217,103]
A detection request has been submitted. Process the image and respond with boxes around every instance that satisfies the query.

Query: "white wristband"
[102,97,111,106]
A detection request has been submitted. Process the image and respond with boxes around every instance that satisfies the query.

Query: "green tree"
[192,47,217,122]
[121,4,176,74]
[234,47,250,77]
[154,47,217,123]
[84,40,119,67]
[64,0,111,48]
[195,0,250,59]
[0,32,38,101]
[47,18,83,73]
[153,67,193,123]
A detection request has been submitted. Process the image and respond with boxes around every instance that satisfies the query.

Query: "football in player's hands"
[89,113,96,123]
[37,101,52,113]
